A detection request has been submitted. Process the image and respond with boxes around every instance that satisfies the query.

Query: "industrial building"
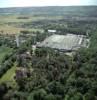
[37,34,89,52]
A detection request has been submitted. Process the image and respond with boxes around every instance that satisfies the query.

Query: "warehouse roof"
[37,34,86,51]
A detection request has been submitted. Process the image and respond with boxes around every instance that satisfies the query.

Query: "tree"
[28,89,47,100]
[0,83,8,99]
[45,94,56,100]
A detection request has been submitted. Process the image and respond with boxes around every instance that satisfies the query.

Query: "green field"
[0,15,63,23]
[0,63,17,84]
[0,46,13,64]
[0,15,62,34]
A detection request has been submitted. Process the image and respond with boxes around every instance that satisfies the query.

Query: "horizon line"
[0,5,97,9]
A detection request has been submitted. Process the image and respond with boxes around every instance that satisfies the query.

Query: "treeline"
[1,6,97,16]
[45,26,87,35]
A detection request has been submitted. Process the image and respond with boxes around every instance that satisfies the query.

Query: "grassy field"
[0,25,22,34]
[0,46,13,64]
[0,15,62,35]
[0,62,17,84]
[0,15,63,23]
[0,25,44,35]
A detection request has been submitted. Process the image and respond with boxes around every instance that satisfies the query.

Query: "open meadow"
[0,15,62,35]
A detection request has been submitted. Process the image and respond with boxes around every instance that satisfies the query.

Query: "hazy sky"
[0,0,97,8]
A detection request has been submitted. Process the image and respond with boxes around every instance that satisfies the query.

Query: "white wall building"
[48,30,56,33]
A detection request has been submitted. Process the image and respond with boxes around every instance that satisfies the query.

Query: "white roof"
[37,34,84,51]
[48,30,56,33]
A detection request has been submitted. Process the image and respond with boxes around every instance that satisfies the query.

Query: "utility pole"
[34,34,36,44]
[86,30,90,37]
[16,34,20,47]
[46,48,50,61]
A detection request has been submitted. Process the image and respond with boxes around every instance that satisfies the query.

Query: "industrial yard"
[37,34,89,52]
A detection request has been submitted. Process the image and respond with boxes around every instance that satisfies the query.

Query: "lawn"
[0,62,17,84]
[0,46,13,64]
